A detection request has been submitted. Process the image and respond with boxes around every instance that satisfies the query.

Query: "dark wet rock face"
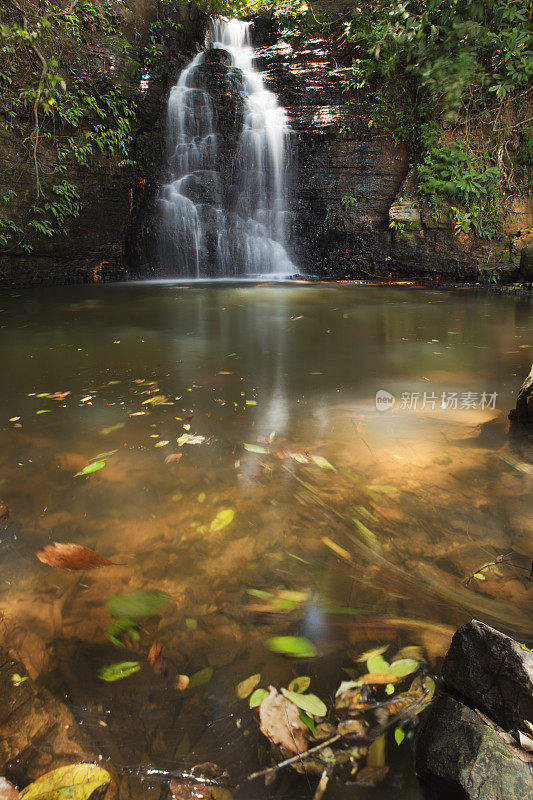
[442,619,533,731]
[509,364,533,427]
[0,649,95,783]
[258,35,408,277]
[415,695,533,800]
[416,619,533,800]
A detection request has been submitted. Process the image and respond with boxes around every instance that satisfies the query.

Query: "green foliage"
[341,0,533,121]
[339,0,531,237]
[0,0,139,251]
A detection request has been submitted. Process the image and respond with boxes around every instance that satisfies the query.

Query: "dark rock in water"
[415,694,533,800]
[442,619,533,731]
[509,365,533,426]
[0,648,95,782]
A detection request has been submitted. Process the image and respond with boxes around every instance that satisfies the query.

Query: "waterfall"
[158,17,296,278]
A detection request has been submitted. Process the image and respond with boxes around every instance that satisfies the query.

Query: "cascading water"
[158,17,296,278]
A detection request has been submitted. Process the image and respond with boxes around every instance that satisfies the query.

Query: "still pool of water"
[0,282,531,798]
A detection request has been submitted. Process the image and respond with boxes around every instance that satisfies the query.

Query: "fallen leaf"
[177,434,205,446]
[311,455,336,471]
[188,667,214,688]
[142,395,169,405]
[243,443,268,454]
[288,676,311,693]
[388,658,419,677]
[210,509,234,532]
[259,686,309,754]
[280,689,327,717]
[394,727,405,745]
[98,661,140,681]
[236,673,261,699]
[355,646,389,663]
[19,764,111,800]
[358,673,400,685]
[249,687,269,708]
[36,542,114,570]
[266,636,317,658]
[148,639,168,678]
[155,440,170,447]
[107,589,169,620]
[74,460,106,477]
[322,537,352,562]
[366,655,390,673]
[100,422,125,436]
[165,453,183,464]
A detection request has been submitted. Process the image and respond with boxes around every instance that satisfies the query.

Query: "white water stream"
[159,17,296,277]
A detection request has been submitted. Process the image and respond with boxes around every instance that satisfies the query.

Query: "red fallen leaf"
[36,542,114,570]
[148,639,168,678]
[169,780,212,799]
[165,453,183,464]
[186,414,194,423]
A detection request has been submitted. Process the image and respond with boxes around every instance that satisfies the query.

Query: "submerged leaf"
[236,673,261,699]
[107,589,169,620]
[36,542,113,570]
[288,676,311,693]
[19,764,111,800]
[98,661,140,681]
[311,455,336,471]
[266,636,317,658]
[188,667,214,688]
[210,509,234,532]
[243,443,267,454]
[148,639,168,678]
[281,689,327,717]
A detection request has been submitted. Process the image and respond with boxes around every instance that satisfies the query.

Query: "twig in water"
[246,735,341,782]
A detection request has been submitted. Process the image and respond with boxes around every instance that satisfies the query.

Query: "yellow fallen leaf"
[19,764,111,800]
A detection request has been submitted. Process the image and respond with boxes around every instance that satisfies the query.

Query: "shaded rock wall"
[257,34,409,277]
[0,1,206,288]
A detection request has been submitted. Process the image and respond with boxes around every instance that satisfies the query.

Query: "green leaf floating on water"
[98,661,140,681]
[107,589,169,620]
[74,460,106,477]
[389,658,420,677]
[366,654,390,674]
[267,636,317,658]
[249,687,269,708]
[210,508,234,532]
[19,763,111,800]
[281,688,327,717]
